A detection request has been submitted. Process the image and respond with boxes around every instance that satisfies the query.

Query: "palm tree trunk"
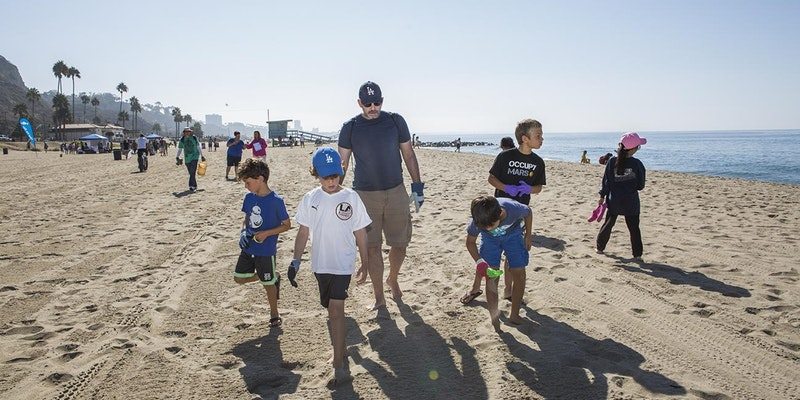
[71,78,75,122]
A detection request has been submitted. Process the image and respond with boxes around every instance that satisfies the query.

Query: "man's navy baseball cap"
[359,81,383,104]
[312,147,344,177]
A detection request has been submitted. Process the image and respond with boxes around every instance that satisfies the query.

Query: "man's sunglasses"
[363,102,382,108]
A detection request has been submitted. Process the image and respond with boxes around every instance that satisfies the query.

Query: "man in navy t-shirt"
[337,81,424,309]
[226,131,245,181]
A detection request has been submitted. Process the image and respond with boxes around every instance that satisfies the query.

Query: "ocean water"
[418,130,800,185]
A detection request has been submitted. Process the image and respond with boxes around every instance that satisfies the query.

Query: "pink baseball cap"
[620,132,647,150]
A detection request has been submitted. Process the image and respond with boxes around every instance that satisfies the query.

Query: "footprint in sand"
[162,330,187,338]
[630,308,649,317]
[3,325,44,335]
[44,372,73,384]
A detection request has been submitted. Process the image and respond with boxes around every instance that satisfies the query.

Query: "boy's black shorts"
[227,155,242,167]
[234,253,278,285]
[314,273,351,308]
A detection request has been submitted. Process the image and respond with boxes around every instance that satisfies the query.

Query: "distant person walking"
[246,131,268,162]
[226,131,245,181]
[596,132,647,260]
[338,81,424,308]
[176,127,205,192]
[455,137,462,152]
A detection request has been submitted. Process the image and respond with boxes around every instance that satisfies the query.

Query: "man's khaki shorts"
[356,184,412,247]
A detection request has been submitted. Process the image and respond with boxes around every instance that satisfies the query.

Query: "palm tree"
[52,61,68,94]
[66,66,80,121]
[52,94,70,140]
[80,94,91,123]
[171,107,182,137]
[116,82,128,115]
[118,111,130,129]
[129,96,142,131]
[26,88,40,122]
[183,114,193,127]
[152,123,162,136]
[91,96,100,120]
[13,103,28,118]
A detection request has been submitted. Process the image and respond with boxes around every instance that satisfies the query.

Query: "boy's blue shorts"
[479,231,529,268]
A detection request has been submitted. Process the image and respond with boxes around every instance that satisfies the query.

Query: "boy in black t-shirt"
[488,119,545,302]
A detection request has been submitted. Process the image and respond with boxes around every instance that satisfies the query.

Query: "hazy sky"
[2,0,798,133]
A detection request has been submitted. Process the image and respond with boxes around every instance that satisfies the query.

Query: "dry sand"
[0,146,798,400]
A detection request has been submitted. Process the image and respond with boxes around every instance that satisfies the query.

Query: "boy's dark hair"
[471,195,502,229]
[237,158,270,182]
[309,167,339,178]
[514,119,542,146]
[500,136,515,150]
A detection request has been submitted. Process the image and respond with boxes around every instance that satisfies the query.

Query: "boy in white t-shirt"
[289,147,371,387]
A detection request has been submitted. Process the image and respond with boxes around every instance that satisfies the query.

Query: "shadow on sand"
[231,327,300,398]
[172,189,205,198]
[351,300,487,399]
[611,256,750,298]
[533,235,567,252]
[502,306,686,399]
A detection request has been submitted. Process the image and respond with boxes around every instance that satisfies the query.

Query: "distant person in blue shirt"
[464,195,532,331]
[596,132,647,260]
[337,81,424,309]
[226,131,245,181]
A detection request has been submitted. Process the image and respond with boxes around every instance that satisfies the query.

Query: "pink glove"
[475,258,489,277]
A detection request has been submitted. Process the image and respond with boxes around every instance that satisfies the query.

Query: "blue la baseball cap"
[359,81,382,104]
[312,147,344,177]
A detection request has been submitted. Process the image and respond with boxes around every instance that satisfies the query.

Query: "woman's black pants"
[596,213,643,258]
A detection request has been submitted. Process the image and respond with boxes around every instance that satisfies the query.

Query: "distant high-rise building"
[206,114,223,126]
[293,120,303,131]
[312,127,319,134]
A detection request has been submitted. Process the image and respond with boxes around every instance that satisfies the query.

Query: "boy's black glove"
[175,157,182,165]
[288,259,301,287]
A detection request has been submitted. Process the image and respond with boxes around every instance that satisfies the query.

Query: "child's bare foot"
[368,302,386,311]
[492,317,502,333]
[386,278,402,300]
[327,367,353,389]
[508,316,524,325]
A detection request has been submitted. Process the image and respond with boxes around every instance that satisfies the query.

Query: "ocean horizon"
[415,129,800,186]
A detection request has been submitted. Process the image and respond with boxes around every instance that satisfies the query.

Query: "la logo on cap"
[326,154,333,163]
[366,87,375,96]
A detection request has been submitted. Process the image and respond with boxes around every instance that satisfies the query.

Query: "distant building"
[49,123,125,141]
[312,127,319,134]
[205,114,222,126]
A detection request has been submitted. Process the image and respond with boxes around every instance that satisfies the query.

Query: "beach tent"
[78,133,109,153]
[145,133,162,140]
[79,133,109,141]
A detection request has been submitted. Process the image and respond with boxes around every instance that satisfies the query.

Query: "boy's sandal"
[459,290,483,305]
[269,316,282,327]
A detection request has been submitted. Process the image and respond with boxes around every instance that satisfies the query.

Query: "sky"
[2,0,799,134]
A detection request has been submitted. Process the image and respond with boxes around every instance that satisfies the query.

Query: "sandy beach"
[0,146,798,400]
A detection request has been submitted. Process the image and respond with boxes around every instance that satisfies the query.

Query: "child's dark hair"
[237,158,270,182]
[309,167,340,178]
[500,136,515,150]
[471,195,502,228]
[615,144,633,175]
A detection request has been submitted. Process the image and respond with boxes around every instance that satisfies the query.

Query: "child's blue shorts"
[479,231,529,268]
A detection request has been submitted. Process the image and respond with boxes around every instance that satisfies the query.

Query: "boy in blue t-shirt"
[234,159,291,327]
[465,195,532,331]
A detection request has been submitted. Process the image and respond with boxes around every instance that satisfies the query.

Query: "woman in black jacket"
[596,132,647,260]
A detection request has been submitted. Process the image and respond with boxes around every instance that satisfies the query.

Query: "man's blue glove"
[410,182,425,212]
[239,228,253,250]
[288,259,301,287]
